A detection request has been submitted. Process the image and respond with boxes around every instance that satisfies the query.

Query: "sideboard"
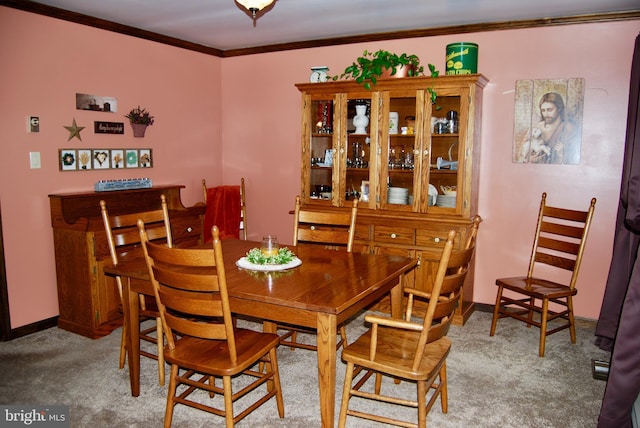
[49,185,204,338]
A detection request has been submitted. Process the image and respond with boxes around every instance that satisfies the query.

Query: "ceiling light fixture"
[236,0,274,26]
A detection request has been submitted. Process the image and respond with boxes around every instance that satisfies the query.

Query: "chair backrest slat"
[100,194,172,266]
[527,192,596,289]
[410,230,476,370]
[293,195,358,251]
[139,222,237,360]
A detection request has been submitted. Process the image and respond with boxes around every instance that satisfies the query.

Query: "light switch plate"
[29,151,41,169]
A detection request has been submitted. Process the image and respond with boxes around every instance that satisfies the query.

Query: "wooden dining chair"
[277,195,358,351]
[202,178,247,240]
[100,195,172,386]
[338,229,475,428]
[489,192,597,357]
[138,223,284,428]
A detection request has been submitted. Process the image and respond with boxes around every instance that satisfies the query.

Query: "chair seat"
[342,327,451,381]
[165,328,280,376]
[497,276,577,299]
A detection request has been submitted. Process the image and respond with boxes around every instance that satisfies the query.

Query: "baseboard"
[1,316,58,341]
[474,303,494,313]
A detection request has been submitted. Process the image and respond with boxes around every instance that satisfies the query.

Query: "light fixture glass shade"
[237,0,274,12]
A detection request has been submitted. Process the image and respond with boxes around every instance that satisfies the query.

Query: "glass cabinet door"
[303,96,336,205]
[341,97,373,206]
[380,91,421,212]
[424,86,468,215]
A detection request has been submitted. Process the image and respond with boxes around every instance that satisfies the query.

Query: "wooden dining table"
[103,239,417,428]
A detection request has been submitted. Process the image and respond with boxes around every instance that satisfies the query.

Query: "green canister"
[445,42,478,75]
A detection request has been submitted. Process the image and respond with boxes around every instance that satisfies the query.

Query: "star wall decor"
[64,118,85,141]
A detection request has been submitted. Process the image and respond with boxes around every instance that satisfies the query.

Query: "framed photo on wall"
[513,78,584,165]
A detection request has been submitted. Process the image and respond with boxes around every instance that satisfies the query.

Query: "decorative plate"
[236,257,302,272]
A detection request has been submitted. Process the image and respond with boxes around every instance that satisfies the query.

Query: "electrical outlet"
[28,116,40,133]
[29,152,41,169]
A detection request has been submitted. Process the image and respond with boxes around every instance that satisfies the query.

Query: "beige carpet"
[0,310,610,427]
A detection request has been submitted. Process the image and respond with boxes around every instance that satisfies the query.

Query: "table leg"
[123,278,141,397]
[316,313,337,428]
[390,275,404,319]
[262,320,278,391]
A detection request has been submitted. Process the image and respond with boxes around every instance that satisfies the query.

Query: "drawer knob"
[434,237,440,243]
[390,233,397,239]
[310,225,316,231]
[186,227,193,233]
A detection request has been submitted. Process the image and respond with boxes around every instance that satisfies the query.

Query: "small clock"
[309,66,329,83]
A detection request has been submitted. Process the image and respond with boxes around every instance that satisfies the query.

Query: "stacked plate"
[436,194,456,207]
[428,184,438,206]
[388,187,409,204]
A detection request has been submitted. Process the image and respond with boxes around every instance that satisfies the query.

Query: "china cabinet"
[296,74,487,324]
[49,186,204,338]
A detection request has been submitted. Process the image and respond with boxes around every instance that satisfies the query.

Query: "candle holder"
[261,235,279,257]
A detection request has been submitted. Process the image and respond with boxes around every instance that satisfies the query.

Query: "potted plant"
[125,105,154,137]
[333,49,440,103]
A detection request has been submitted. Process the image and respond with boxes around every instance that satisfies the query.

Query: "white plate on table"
[236,257,302,272]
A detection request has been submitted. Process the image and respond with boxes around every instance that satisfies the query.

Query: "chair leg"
[223,375,234,428]
[489,285,503,336]
[268,347,285,417]
[119,323,127,369]
[338,362,355,428]
[539,298,549,357]
[339,325,348,348]
[374,372,383,394]
[417,379,427,428]
[164,364,179,428]
[440,361,448,413]
[156,318,165,386]
[567,296,577,343]
[209,376,216,398]
[527,297,535,328]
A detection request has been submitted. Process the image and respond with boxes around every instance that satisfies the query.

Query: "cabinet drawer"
[374,226,415,245]
[171,216,202,243]
[354,224,370,241]
[416,225,463,249]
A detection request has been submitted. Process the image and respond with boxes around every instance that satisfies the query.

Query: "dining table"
[103,238,417,428]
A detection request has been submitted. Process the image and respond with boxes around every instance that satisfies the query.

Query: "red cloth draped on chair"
[203,185,241,242]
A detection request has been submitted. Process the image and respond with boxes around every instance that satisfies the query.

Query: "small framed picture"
[77,150,92,170]
[125,149,138,168]
[92,150,110,169]
[59,149,77,171]
[139,149,152,167]
[360,180,369,202]
[111,149,124,169]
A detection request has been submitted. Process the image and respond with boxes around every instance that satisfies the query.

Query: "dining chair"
[138,223,284,428]
[100,195,172,386]
[338,229,475,428]
[278,195,358,351]
[202,178,247,240]
[489,192,597,357]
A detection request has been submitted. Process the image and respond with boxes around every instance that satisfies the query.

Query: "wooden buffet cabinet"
[49,185,204,338]
[296,74,487,325]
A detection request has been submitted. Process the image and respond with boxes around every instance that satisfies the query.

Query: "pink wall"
[1,5,638,329]
[220,22,640,320]
[0,7,222,328]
